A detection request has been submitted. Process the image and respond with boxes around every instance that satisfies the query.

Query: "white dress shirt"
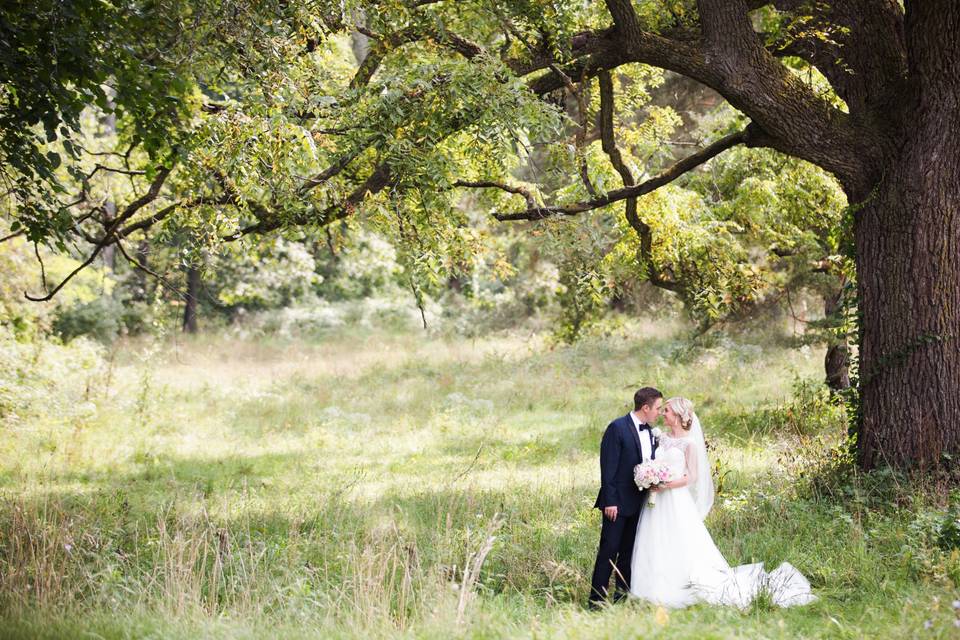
[630,411,654,461]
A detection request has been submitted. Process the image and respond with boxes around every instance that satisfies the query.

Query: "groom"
[588,386,663,608]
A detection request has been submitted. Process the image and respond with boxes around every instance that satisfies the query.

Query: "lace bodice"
[659,434,695,451]
[658,435,698,481]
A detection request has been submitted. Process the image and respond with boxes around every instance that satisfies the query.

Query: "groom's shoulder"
[607,413,630,429]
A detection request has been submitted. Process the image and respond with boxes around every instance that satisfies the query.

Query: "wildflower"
[953,599,960,610]
[923,620,932,630]
[64,543,73,553]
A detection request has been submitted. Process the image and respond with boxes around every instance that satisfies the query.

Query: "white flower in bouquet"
[633,460,678,507]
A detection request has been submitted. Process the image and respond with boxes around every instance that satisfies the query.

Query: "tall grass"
[1,323,958,638]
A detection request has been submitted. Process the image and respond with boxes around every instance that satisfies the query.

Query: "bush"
[777,429,857,500]
[52,296,127,343]
[915,491,960,552]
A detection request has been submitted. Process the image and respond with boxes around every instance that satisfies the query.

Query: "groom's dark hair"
[634,387,663,411]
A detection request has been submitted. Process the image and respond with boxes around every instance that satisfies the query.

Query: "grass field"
[2,321,958,639]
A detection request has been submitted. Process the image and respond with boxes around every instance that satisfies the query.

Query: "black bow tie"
[638,423,650,431]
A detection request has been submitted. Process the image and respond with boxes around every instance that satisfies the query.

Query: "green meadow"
[2,323,958,639]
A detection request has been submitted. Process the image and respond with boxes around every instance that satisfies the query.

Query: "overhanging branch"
[597,70,682,293]
[493,127,751,221]
[25,167,172,301]
[454,180,537,209]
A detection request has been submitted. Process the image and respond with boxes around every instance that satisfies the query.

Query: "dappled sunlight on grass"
[3,323,957,638]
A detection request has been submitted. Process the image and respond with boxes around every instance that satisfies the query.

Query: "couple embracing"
[589,387,815,610]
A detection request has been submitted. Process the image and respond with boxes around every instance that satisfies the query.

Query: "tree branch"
[228,163,394,239]
[601,0,870,183]
[493,127,752,221]
[115,202,181,239]
[350,25,485,89]
[765,0,907,114]
[604,0,642,36]
[24,167,172,302]
[454,180,537,208]
[1,229,25,243]
[597,70,681,293]
[115,237,188,300]
[298,145,369,195]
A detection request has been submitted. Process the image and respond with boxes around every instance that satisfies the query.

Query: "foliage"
[0,237,54,337]
[2,0,852,359]
[911,493,960,553]
[0,326,105,424]
[0,0,328,245]
[52,295,127,344]
[317,228,404,300]
[212,238,322,310]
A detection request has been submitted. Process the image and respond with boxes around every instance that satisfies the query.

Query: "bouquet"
[633,460,678,507]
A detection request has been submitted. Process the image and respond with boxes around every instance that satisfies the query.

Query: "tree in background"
[1,1,957,471]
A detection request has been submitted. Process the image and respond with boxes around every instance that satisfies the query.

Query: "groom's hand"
[603,506,618,522]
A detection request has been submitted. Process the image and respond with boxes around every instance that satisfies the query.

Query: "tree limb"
[597,70,681,293]
[114,237,188,300]
[765,0,907,114]
[228,162,394,239]
[350,24,485,89]
[493,127,752,221]
[454,180,537,208]
[25,167,171,302]
[596,0,870,183]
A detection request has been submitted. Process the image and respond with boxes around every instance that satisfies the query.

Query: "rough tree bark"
[850,8,960,466]
[852,163,960,469]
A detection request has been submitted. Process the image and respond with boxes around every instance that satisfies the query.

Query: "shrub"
[52,295,127,343]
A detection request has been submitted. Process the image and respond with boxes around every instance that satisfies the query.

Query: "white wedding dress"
[629,428,815,609]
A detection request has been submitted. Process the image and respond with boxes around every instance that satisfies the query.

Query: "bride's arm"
[663,441,697,489]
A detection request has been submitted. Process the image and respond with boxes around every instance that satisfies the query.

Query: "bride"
[629,397,816,609]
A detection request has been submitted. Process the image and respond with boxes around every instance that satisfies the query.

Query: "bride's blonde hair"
[666,397,696,431]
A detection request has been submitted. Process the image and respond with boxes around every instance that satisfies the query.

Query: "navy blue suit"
[589,413,657,605]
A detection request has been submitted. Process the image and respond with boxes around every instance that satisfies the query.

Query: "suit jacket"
[594,413,657,517]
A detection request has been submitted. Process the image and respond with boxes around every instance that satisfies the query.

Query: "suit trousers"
[589,507,641,604]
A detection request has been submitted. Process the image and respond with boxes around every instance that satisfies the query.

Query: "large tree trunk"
[823,276,850,391]
[824,342,850,392]
[852,134,960,470]
[853,2,960,470]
